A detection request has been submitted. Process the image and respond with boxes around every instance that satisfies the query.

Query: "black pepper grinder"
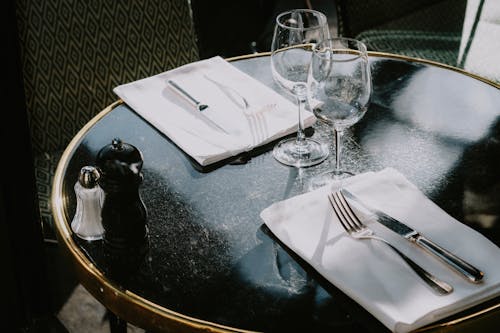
[96,138,148,258]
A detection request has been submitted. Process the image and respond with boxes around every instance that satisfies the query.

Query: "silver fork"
[244,103,277,146]
[203,74,273,145]
[328,191,453,296]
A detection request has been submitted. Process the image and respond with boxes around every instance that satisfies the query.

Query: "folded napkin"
[260,168,500,333]
[113,56,315,166]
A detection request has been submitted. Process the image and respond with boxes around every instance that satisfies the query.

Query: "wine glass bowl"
[270,9,330,168]
[307,37,372,186]
[271,10,327,92]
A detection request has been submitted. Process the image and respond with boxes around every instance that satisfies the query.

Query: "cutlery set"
[167,75,274,145]
[329,189,484,295]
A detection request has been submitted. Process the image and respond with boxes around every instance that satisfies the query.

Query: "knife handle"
[415,236,484,283]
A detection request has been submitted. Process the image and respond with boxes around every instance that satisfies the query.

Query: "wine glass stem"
[335,129,343,171]
[296,94,307,145]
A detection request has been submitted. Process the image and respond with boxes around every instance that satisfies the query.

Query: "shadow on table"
[201,224,388,333]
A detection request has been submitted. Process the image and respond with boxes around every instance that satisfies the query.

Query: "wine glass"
[270,9,330,167]
[306,37,372,187]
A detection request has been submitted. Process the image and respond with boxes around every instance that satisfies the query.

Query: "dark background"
[3,0,61,331]
[191,0,336,59]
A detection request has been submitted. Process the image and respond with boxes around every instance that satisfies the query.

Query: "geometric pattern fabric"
[15,0,199,240]
[16,0,199,155]
[335,0,466,68]
[357,30,462,66]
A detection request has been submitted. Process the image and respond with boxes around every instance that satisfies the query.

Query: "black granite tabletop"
[54,54,500,332]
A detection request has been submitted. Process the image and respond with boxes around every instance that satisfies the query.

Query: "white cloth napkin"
[113,56,315,166]
[260,168,500,333]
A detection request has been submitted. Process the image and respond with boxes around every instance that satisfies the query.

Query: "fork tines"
[328,191,361,234]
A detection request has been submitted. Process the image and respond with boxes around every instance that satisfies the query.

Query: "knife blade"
[341,188,484,283]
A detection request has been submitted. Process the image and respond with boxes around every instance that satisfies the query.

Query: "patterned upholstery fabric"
[34,152,63,241]
[16,0,200,240]
[357,30,461,66]
[336,0,466,67]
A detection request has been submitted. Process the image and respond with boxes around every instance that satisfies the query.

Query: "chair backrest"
[335,0,467,67]
[458,0,500,83]
[16,0,200,156]
[336,0,466,37]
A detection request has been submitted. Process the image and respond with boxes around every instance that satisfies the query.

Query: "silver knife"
[167,79,230,134]
[341,188,484,283]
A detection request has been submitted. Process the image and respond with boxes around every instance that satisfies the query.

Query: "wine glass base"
[273,137,329,168]
[308,169,354,190]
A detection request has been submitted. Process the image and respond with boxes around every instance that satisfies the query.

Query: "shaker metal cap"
[78,165,101,188]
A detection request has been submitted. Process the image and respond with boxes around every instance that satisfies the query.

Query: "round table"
[52,53,500,332]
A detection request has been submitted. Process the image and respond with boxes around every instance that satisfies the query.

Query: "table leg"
[107,310,127,333]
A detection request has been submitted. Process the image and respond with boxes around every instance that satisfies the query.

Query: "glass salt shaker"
[71,165,105,240]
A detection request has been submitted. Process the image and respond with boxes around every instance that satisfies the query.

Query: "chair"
[457,0,500,83]
[15,0,200,241]
[335,0,467,67]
